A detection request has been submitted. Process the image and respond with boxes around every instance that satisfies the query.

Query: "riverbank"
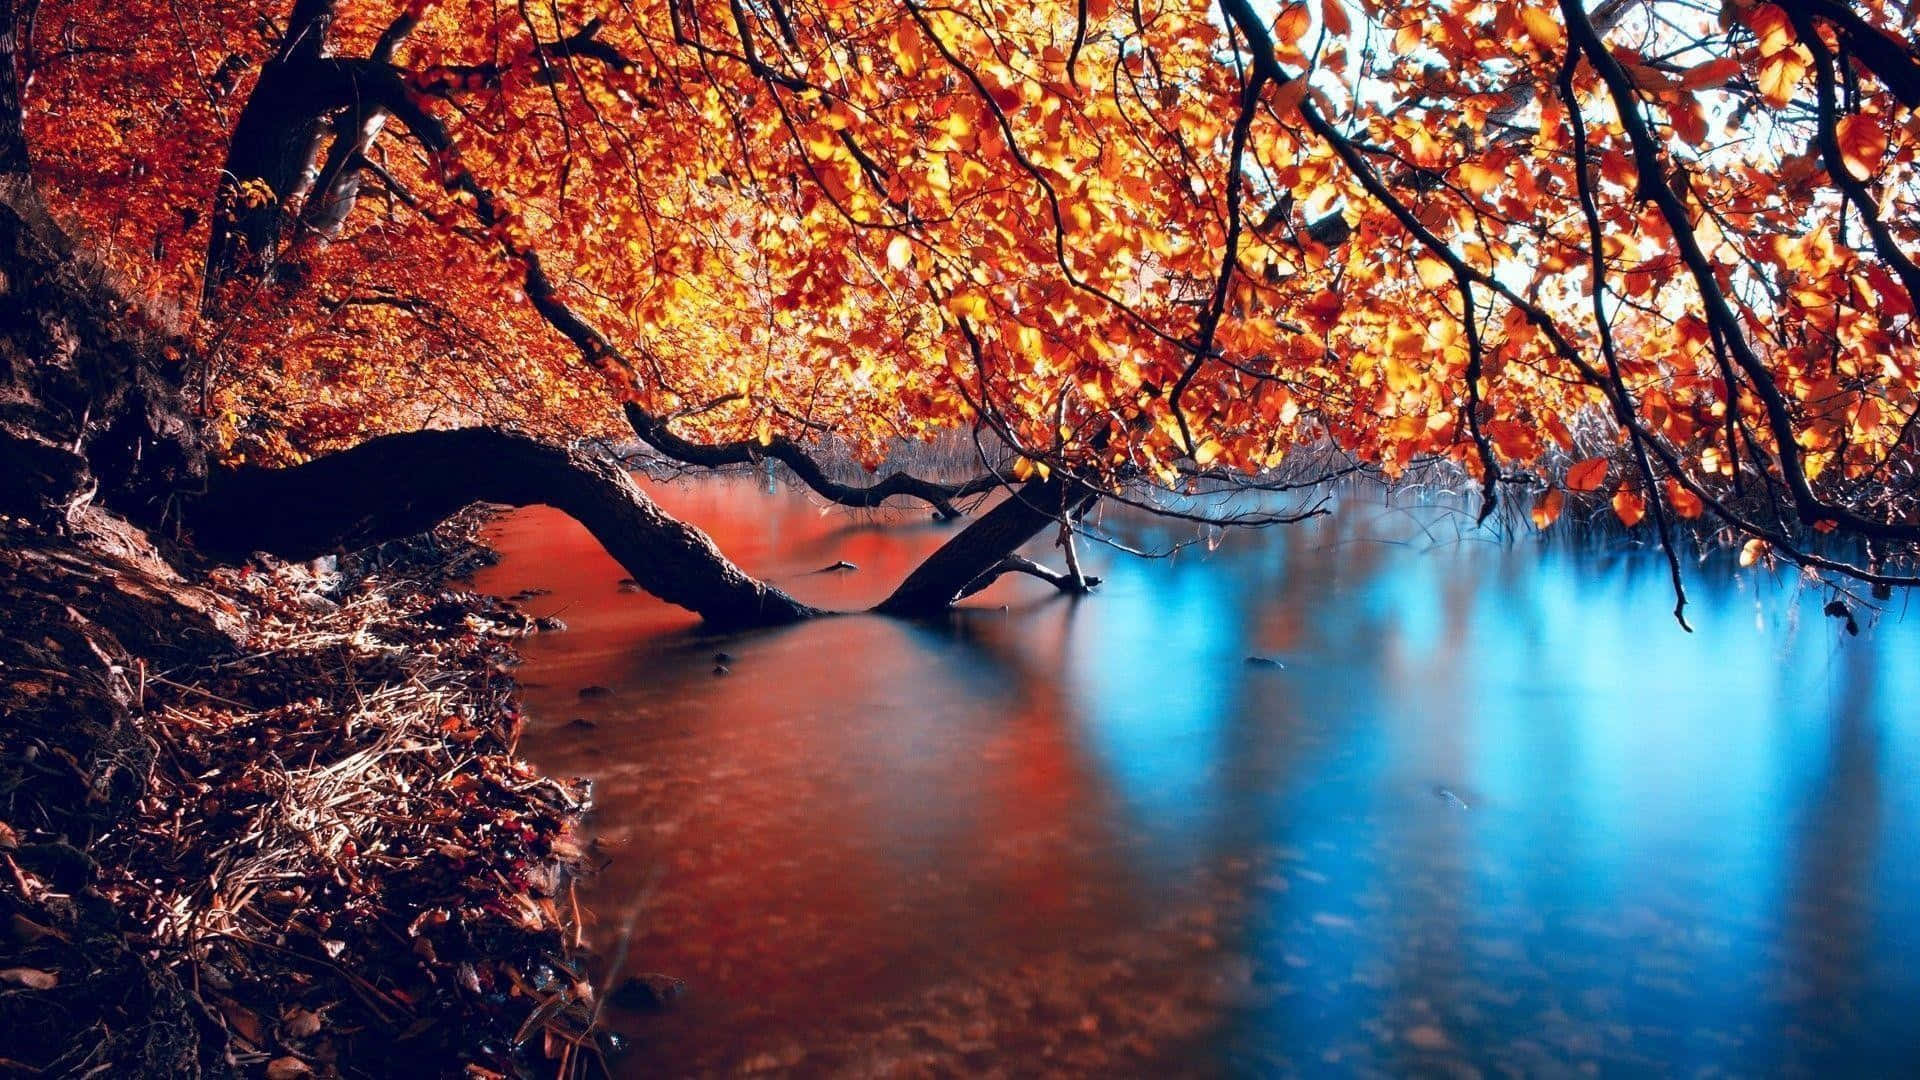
[0,506,603,1077]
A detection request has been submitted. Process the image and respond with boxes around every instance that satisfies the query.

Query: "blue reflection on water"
[1056,499,1920,1074]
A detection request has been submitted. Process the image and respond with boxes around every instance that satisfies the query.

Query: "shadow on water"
[472,475,1920,1077]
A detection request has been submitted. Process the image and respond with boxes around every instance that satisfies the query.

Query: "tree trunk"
[875,474,1097,616]
[190,428,820,628]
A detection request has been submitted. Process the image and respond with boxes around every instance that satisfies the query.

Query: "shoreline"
[1,506,608,1077]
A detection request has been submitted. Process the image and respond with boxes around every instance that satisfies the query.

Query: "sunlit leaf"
[1530,487,1565,529]
[1566,456,1608,492]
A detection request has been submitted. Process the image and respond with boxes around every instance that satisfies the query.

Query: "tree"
[7,0,1919,624]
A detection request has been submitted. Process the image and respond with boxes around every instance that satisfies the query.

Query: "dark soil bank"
[0,508,601,1077]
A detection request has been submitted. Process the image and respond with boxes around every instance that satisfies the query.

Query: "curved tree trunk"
[190,428,820,627]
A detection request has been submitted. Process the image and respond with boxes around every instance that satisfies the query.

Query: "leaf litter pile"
[1,509,616,1077]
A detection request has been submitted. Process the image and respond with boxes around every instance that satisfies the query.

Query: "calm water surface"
[472,476,1920,1078]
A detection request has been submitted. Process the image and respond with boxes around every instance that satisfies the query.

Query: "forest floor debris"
[1,508,611,1077]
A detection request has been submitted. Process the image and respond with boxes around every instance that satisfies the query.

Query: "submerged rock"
[578,685,614,700]
[610,973,686,1012]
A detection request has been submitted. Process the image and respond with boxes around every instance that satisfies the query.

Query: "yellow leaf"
[946,293,991,322]
[1520,9,1564,52]
[1757,50,1807,108]
[1739,537,1771,568]
[1457,162,1501,197]
[886,234,913,270]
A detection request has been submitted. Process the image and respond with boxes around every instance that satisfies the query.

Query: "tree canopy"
[17,0,1920,608]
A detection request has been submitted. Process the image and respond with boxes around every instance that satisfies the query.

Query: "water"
[472,476,1920,1077]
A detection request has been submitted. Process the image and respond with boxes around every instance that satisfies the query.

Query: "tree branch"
[956,554,1101,601]
[623,403,997,520]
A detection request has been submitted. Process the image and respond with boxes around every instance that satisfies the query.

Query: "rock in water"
[609,973,686,1012]
[1244,655,1285,669]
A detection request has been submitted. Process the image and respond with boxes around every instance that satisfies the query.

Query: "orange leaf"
[1674,57,1743,91]
[1757,50,1807,108]
[1530,487,1565,529]
[1268,78,1309,117]
[1320,0,1351,37]
[1738,537,1771,568]
[1665,477,1704,519]
[1612,487,1646,527]
[1747,4,1795,56]
[1566,455,1609,492]
[1836,114,1887,181]
[1272,3,1312,47]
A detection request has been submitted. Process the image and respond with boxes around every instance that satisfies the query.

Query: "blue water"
[480,478,1920,1076]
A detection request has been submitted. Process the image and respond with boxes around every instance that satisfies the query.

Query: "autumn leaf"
[886,234,913,271]
[22,0,1919,595]
[0,967,58,990]
[1272,3,1311,46]
[1674,58,1743,91]
[1530,487,1565,529]
[1757,50,1807,107]
[1738,537,1771,568]
[1747,4,1795,56]
[1836,115,1887,181]
[1268,78,1309,117]
[1319,0,1351,38]
[1612,487,1646,527]
[265,1057,315,1080]
[1519,8,1564,52]
[1565,455,1608,492]
[1665,477,1705,519]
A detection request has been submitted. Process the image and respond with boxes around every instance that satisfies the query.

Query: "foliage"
[19,0,1920,591]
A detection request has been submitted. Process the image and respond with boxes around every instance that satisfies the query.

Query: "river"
[471,474,1920,1077]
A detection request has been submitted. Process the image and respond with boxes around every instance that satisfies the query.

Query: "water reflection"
[473,476,1920,1076]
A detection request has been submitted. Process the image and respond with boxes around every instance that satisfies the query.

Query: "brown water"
[473,475,1920,1077]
